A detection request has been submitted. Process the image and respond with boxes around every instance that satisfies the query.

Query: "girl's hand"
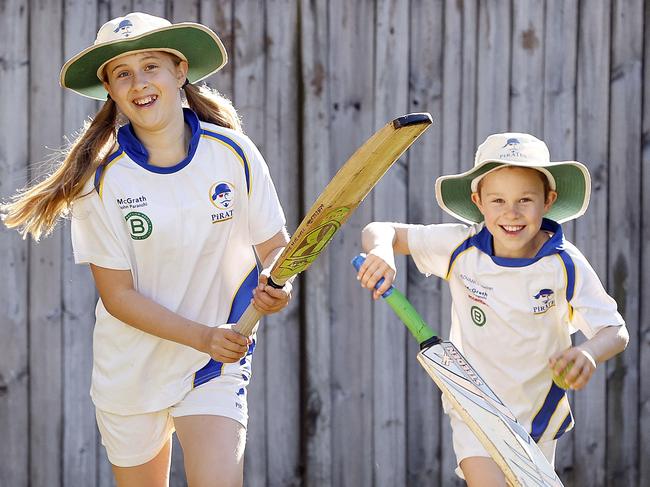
[251,271,292,315]
[203,324,251,363]
[356,247,396,300]
[548,346,597,390]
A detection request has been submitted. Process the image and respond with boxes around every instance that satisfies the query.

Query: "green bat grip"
[351,254,437,346]
[382,287,437,344]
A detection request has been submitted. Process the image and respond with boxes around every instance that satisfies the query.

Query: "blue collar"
[116,108,201,174]
[471,218,565,267]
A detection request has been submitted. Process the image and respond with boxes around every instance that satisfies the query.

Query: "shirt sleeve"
[244,138,287,245]
[565,243,625,338]
[408,223,477,279]
[70,179,131,270]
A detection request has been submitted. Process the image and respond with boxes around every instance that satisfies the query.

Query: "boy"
[355,132,629,486]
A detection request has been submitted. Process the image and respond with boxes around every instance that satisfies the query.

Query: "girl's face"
[103,51,188,132]
[471,166,557,259]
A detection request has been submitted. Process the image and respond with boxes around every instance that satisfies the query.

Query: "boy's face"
[471,167,557,259]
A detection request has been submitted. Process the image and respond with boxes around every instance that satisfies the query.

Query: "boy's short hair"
[474,166,553,200]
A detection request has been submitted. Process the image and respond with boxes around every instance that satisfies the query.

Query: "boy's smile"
[471,166,557,259]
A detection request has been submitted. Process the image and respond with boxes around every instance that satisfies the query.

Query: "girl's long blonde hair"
[1,82,241,240]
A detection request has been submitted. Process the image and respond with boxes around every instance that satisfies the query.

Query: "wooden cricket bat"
[232,113,433,336]
[351,254,564,487]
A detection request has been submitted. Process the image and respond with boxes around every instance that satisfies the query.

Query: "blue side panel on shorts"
[201,129,251,195]
[558,250,576,302]
[553,412,574,440]
[193,266,259,387]
[530,383,567,442]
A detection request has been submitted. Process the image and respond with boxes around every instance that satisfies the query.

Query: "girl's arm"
[357,221,414,299]
[90,265,250,363]
[549,324,629,390]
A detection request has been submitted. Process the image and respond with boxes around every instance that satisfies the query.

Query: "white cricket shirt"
[409,219,624,443]
[71,109,286,414]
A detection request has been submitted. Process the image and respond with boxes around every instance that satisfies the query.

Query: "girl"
[2,12,291,487]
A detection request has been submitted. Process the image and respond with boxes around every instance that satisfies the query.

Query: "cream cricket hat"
[60,12,227,100]
[435,133,591,224]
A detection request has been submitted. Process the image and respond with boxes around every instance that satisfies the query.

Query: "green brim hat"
[435,133,591,224]
[60,12,227,100]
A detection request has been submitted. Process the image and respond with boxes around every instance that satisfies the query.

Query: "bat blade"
[351,254,563,487]
[233,113,433,335]
[417,344,563,487]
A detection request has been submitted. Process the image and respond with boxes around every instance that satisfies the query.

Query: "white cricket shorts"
[95,374,248,467]
[449,410,556,480]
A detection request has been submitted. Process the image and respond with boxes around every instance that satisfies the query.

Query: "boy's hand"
[203,324,251,363]
[356,247,396,300]
[251,270,292,315]
[548,346,597,390]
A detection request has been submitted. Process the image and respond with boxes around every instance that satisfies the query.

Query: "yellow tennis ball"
[553,363,573,390]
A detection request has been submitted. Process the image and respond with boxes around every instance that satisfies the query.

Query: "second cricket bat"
[233,113,433,335]
[352,254,563,487]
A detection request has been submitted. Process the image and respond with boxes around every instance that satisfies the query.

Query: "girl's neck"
[132,110,190,168]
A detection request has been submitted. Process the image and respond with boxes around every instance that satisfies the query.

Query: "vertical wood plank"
[439,0,476,484]
[510,0,544,132]
[606,1,642,485]
[263,1,301,485]
[28,1,64,485]
[475,0,511,141]
[327,1,375,485]
[407,1,445,484]
[574,1,611,485]
[300,1,333,485]
[542,1,578,483]
[61,0,102,485]
[372,0,409,485]
[132,0,165,17]
[0,0,30,485]
[200,0,234,100]
[640,2,650,485]
[232,2,268,485]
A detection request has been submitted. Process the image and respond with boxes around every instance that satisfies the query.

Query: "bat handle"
[351,254,394,298]
[351,254,437,345]
[232,304,262,336]
[232,274,287,336]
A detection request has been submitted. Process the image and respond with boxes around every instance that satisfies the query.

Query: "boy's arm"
[549,324,629,390]
[358,222,414,299]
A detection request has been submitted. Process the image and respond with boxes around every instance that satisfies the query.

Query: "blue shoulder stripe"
[94,148,124,194]
[193,266,259,388]
[201,129,251,195]
[446,237,474,279]
[558,250,576,302]
[530,383,567,442]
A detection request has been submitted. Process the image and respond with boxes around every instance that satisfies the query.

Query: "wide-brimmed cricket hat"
[435,132,591,224]
[60,12,227,100]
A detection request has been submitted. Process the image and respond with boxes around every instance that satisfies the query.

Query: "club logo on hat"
[499,137,525,160]
[114,19,134,38]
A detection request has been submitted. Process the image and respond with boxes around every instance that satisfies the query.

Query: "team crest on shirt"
[532,288,555,314]
[209,181,235,223]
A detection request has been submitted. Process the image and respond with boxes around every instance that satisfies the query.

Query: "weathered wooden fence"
[1,0,647,486]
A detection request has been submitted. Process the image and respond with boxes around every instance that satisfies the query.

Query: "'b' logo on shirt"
[125,211,153,240]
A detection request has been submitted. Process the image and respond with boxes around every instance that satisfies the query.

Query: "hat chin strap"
[470,166,557,193]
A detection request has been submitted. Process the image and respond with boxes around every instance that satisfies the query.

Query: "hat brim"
[435,160,591,224]
[60,23,227,100]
